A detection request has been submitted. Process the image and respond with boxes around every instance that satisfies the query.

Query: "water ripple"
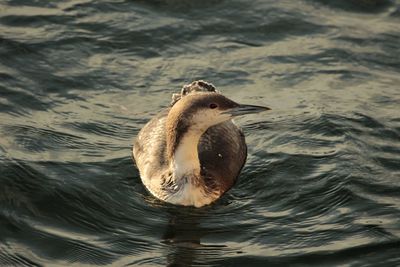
[1,0,400,265]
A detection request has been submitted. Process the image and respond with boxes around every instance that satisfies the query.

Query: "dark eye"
[209,103,218,109]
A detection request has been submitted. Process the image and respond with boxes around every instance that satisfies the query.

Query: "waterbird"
[133,81,270,207]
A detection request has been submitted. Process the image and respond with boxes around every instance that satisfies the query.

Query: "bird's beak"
[223,104,270,116]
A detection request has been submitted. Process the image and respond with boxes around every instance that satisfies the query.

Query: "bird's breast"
[163,175,221,208]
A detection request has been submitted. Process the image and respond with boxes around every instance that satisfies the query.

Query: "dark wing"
[198,121,247,192]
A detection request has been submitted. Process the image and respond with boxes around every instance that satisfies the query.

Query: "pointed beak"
[223,104,270,116]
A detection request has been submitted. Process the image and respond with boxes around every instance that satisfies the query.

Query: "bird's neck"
[170,129,202,180]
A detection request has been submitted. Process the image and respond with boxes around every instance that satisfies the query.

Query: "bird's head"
[169,92,270,132]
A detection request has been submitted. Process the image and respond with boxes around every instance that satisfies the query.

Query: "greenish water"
[1,0,400,266]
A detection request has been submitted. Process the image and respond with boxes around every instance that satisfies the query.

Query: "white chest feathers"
[165,180,219,208]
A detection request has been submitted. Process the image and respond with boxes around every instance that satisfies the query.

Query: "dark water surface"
[1,0,400,266]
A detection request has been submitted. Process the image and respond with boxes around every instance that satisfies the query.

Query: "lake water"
[1,0,400,266]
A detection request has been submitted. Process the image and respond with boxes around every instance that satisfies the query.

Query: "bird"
[133,80,270,207]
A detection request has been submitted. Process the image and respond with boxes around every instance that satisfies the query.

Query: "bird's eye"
[209,103,218,109]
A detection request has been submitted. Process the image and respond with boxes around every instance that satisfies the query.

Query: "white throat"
[172,129,202,179]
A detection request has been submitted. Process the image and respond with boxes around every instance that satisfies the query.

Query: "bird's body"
[133,81,268,207]
[134,108,246,207]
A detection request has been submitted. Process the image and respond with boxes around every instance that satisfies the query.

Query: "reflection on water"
[1,0,400,266]
[162,212,202,267]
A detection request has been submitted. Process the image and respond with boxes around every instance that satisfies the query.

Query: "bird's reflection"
[162,208,204,267]
[162,204,231,267]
